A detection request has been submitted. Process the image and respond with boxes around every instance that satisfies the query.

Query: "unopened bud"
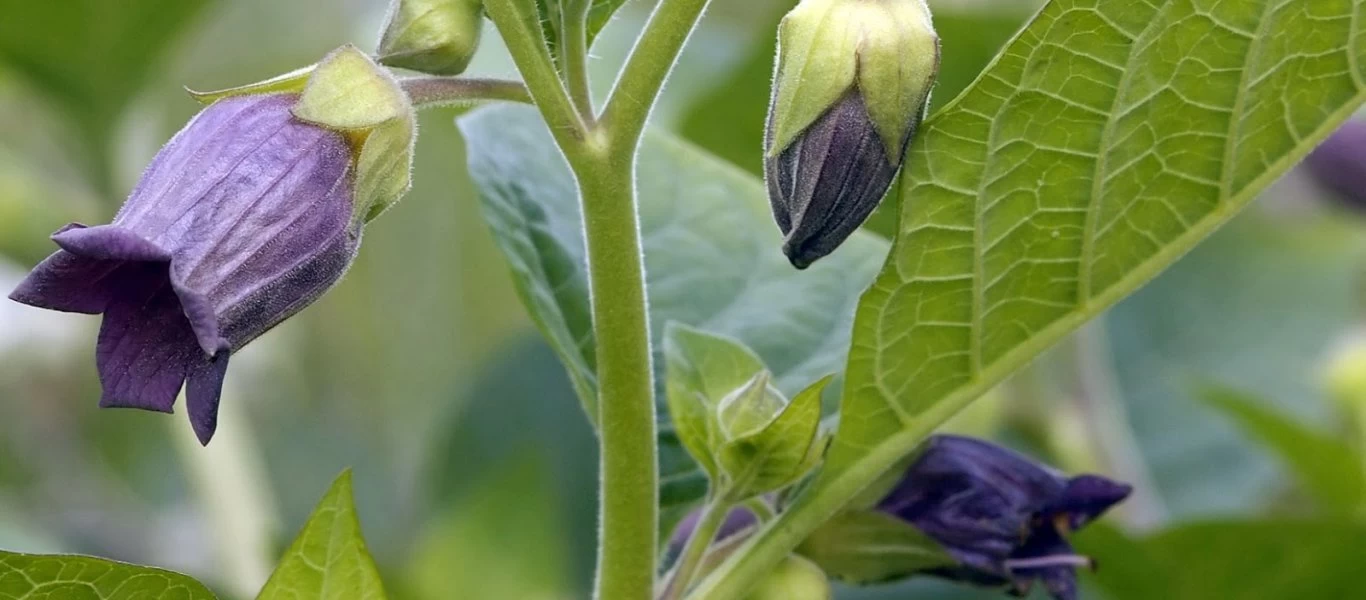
[744,556,831,600]
[378,0,484,76]
[765,0,939,269]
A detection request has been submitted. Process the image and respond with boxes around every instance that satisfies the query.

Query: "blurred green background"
[1,1,1365,599]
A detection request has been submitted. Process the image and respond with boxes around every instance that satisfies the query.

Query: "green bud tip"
[378,0,485,76]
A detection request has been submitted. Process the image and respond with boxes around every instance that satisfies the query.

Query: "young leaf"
[718,376,828,500]
[459,105,886,510]
[1200,383,1365,513]
[820,0,1366,514]
[0,552,218,599]
[664,323,769,479]
[257,470,387,600]
[795,510,953,585]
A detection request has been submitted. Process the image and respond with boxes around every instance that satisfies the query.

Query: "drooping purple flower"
[10,93,359,445]
[1305,119,1366,210]
[876,435,1131,600]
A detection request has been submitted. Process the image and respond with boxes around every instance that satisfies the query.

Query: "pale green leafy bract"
[0,552,216,599]
[664,323,768,480]
[796,510,952,585]
[257,471,386,600]
[459,105,886,510]
[1200,384,1366,514]
[824,0,1366,495]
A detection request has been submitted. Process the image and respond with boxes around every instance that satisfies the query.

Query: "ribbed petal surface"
[876,435,1130,600]
[765,92,903,269]
[9,93,358,444]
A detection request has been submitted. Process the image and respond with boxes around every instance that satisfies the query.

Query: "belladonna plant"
[3,0,1359,596]
[9,47,417,444]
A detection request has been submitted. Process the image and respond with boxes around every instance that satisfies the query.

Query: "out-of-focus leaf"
[406,457,571,600]
[1199,382,1365,513]
[459,104,885,510]
[0,551,217,599]
[679,6,1030,183]
[820,0,1366,526]
[1107,212,1366,515]
[1084,520,1366,600]
[428,337,598,591]
[0,0,212,186]
[257,471,386,600]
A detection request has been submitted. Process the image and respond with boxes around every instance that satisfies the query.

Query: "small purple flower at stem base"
[9,93,360,445]
[876,435,1132,600]
[1305,119,1366,211]
[665,506,758,565]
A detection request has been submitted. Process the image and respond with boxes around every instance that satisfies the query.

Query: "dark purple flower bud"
[767,93,903,269]
[1305,119,1366,210]
[876,435,1131,600]
[9,93,359,445]
[764,0,939,269]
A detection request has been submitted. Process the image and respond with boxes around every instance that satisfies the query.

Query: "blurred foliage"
[0,0,213,193]
[0,1,1364,600]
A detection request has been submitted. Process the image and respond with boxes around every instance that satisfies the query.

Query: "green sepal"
[796,510,954,585]
[293,45,409,130]
[856,0,939,159]
[663,322,768,480]
[717,371,786,440]
[767,0,859,157]
[292,44,417,224]
[768,0,940,160]
[378,0,485,76]
[185,65,313,104]
[718,375,829,500]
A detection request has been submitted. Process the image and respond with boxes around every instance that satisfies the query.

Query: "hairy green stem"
[561,0,595,116]
[400,77,533,108]
[576,156,659,600]
[483,0,587,147]
[488,0,718,596]
[661,495,729,600]
[601,0,714,150]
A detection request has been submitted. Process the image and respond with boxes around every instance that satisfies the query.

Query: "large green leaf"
[459,105,886,509]
[257,471,386,600]
[0,0,211,187]
[821,0,1366,516]
[1083,520,1366,599]
[0,552,217,599]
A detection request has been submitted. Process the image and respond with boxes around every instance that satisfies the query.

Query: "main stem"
[485,0,713,596]
[579,151,659,600]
